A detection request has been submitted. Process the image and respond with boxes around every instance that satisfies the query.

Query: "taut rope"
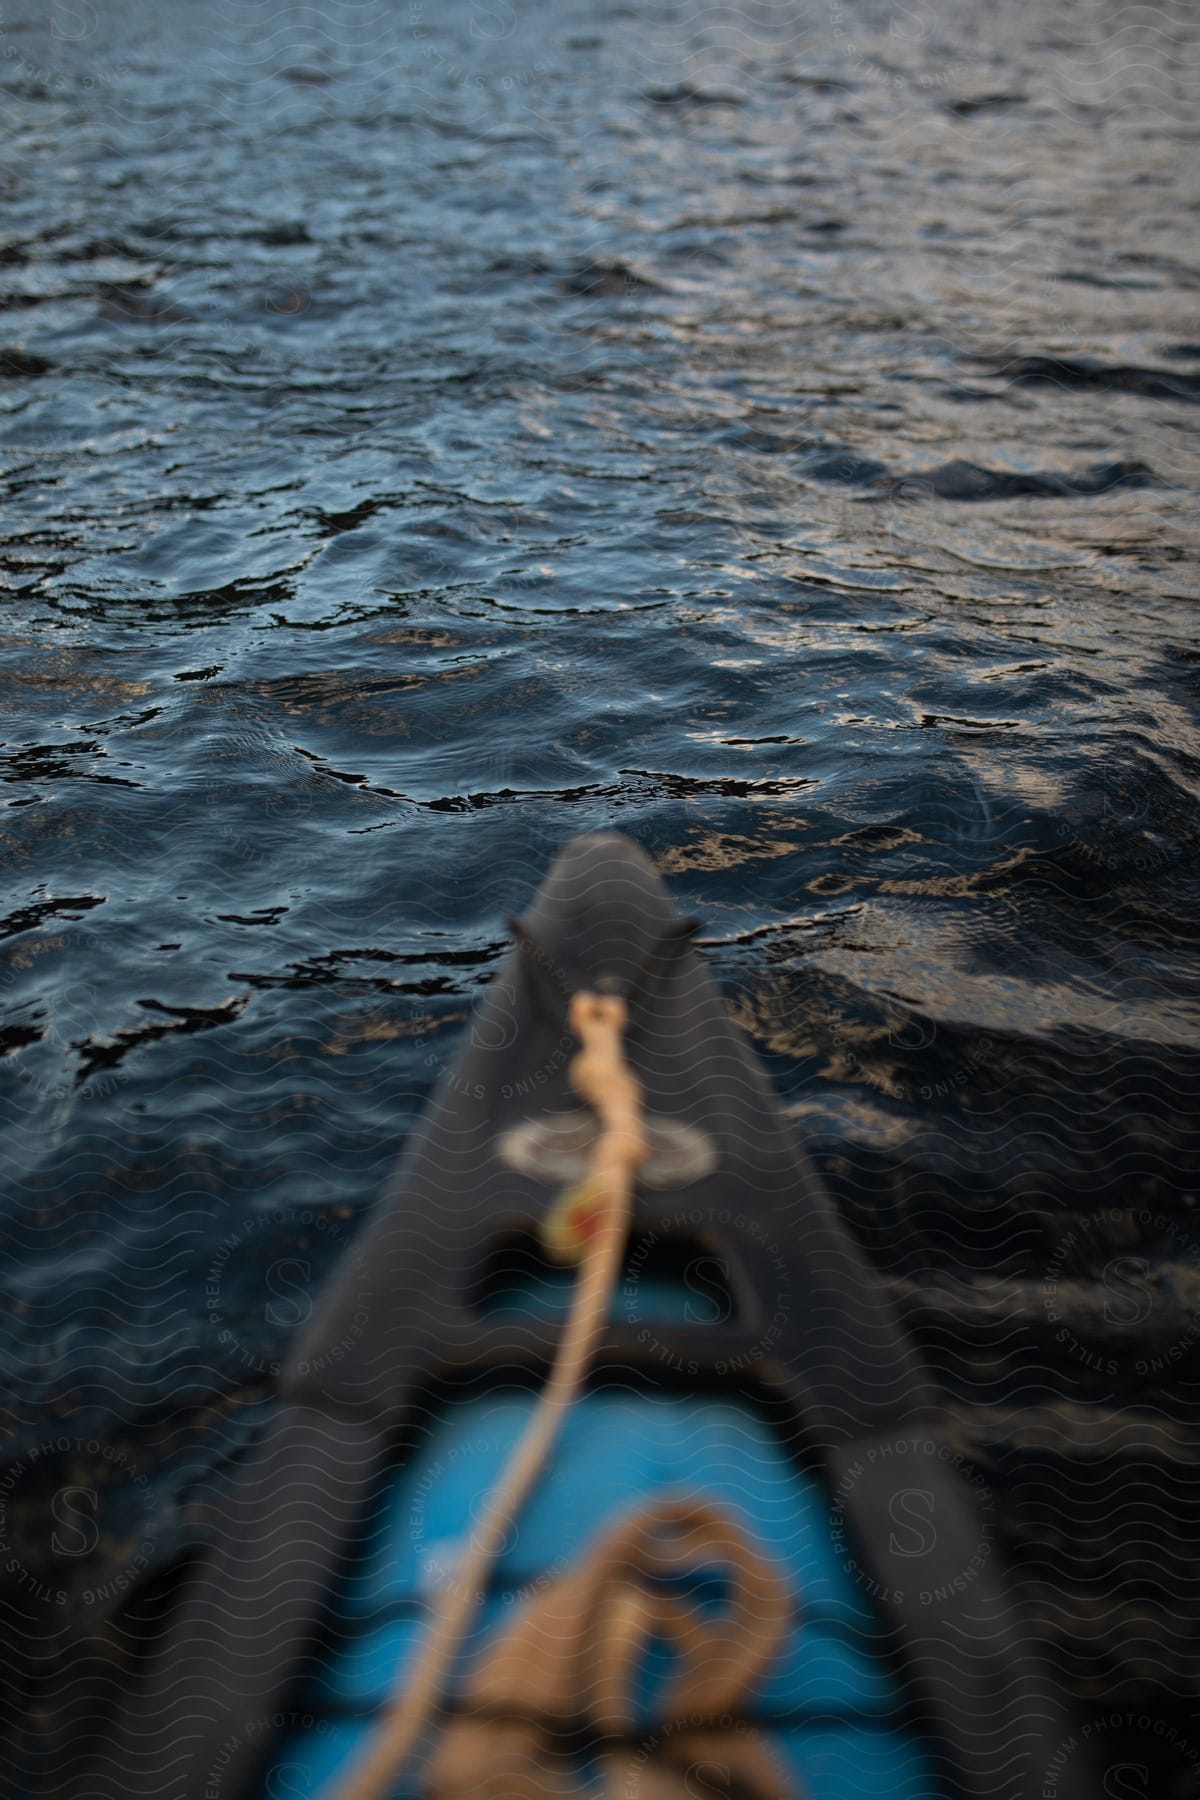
[329,992,647,1800]
[329,988,791,1800]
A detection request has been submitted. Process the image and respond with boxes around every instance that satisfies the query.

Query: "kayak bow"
[77,832,1090,1800]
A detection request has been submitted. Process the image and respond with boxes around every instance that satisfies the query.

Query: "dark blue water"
[2,0,1200,1788]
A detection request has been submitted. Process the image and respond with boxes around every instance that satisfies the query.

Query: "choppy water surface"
[2,0,1199,1788]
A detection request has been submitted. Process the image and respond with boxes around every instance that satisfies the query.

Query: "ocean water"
[1,0,1199,1790]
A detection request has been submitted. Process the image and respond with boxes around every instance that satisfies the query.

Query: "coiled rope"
[426,1495,790,1800]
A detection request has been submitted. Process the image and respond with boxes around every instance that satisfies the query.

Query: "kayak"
[77,832,1090,1800]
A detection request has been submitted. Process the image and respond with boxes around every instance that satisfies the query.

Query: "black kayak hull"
[67,834,1091,1800]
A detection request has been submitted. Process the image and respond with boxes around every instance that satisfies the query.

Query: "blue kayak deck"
[270,1372,945,1798]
